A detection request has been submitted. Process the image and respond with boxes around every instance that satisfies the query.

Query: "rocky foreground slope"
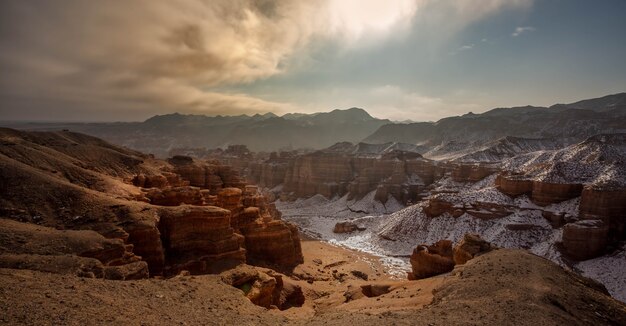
[2,249,625,325]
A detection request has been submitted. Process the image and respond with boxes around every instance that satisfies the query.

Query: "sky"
[0,0,625,122]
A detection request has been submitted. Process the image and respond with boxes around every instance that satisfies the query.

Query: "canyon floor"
[2,239,625,326]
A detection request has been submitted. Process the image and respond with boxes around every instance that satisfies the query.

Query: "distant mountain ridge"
[2,93,625,158]
[364,93,626,159]
[3,108,389,156]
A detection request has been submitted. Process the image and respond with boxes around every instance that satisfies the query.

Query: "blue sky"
[0,0,625,121]
[231,0,626,121]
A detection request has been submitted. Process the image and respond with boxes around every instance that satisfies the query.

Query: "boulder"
[453,233,497,265]
[423,197,454,218]
[220,265,304,310]
[333,221,366,233]
[408,240,455,280]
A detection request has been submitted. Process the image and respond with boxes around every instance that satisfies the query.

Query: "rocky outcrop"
[450,163,499,182]
[579,186,626,241]
[333,221,366,233]
[562,220,609,260]
[217,187,243,217]
[453,233,497,265]
[531,181,583,206]
[279,148,437,204]
[495,173,533,196]
[221,265,304,310]
[240,221,304,269]
[167,156,246,194]
[124,220,165,276]
[495,174,584,206]
[0,219,149,280]
[423,197,462,218]
[136,166,304,274]
[407,240,455,280]
[145,186,205,206]
[283,152,353,199]
[423,197,513,220]
[157,205,246,276]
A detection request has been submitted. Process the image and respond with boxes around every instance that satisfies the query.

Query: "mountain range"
[2,93,625,157]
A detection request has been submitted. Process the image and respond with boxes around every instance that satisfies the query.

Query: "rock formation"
[157,205,246,275]
[531,181,583,206]
[495,173,533,196]
[579,185,626,242]
[450,163,499,182]
[0,219,149,280]
[276,147,437,204]
[240,221,304,269]
[453,234,498,265]
[333,221,366,233]
[562,220,609,260]
[407,240,455,280]
[0,129,303,280]
[220,265,304,310]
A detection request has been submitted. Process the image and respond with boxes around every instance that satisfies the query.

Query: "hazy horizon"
[1,0,625,122]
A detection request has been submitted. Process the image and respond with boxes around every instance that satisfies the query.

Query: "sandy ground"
[279,238,442,320]
[0,239,442,325]
[1,239,625,325]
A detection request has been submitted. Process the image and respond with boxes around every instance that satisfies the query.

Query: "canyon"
[1,93,626,324]
[0,128,303,280]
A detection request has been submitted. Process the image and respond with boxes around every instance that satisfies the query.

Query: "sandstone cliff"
[0,128,303,279]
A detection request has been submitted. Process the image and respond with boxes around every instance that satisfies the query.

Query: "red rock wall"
[495,174,533,196]
[241,221,304,269]
[531,181,583,206]
[282,152,437,203]
[158,205,246,275]
[579,187,626,240]
[451,163,499,182]
[562,220,609,260]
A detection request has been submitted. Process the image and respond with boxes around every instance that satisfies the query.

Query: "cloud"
[0,0,535,121]
[512,26,536,37]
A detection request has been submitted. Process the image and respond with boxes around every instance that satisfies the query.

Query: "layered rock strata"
[280,150,437,204]
[157,205,246,275]
[0,219,149,280]
[562,220,609,260]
